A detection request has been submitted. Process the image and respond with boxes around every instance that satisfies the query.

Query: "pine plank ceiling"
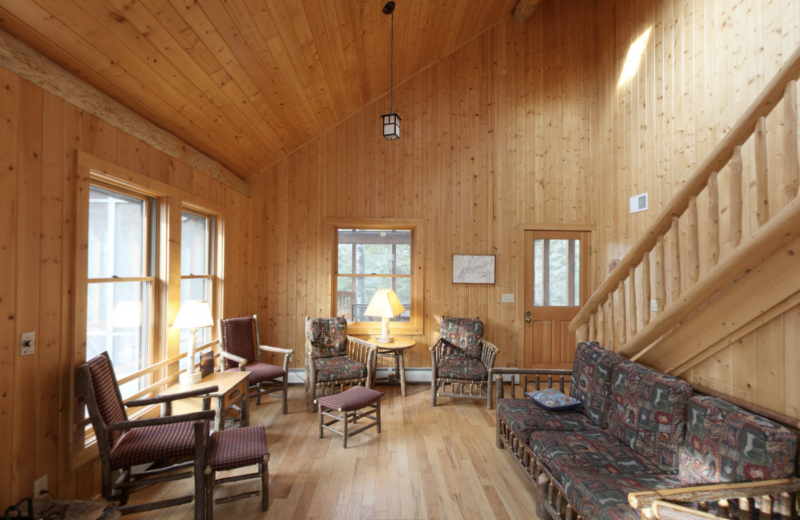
[0,0,518,179]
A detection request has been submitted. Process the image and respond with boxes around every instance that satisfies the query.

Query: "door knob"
[526,311,531,316]
[525,317,531,323]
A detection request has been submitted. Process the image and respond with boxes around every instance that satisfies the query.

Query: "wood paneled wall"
[592,0,800,418]
[250,4,601,370]
[0,65,254,506]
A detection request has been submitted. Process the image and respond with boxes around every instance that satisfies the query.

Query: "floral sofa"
[494,342,800,520]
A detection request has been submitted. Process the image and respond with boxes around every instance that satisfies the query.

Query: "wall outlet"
[20,331,35,356]
[501,294,515,303]
[651,299,658,312]
[630,193,649,213]
[34,474,47,497]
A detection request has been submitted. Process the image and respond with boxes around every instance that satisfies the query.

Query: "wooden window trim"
[325,218,424,336]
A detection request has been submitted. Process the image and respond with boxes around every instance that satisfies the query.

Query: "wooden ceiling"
[0,0,518,178]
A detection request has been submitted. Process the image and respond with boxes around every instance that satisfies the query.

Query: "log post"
[655,236,666,311]
[597,304,605,345]
[784,81,799,205]
[619,283,627,346]
[730,146,744,248]
[708,171,720,267]
[670,217,681,302]
[642,251,651,326]
[687,196,700,285]
[755,117,770,227]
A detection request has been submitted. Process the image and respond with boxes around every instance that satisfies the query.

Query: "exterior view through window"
[86,185,154,398]
[533,238,580,306]
[180,210,214,369]
[336,229,412,323]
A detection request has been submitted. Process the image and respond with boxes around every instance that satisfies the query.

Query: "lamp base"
[374,335,395,343]
[179,371,203,385]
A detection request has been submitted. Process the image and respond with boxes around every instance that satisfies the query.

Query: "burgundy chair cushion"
[110,420,210,470]
[226,363,285,384]
[440,317,484,359]
[306,317,348,358]
[314,356,367,383]
[206,426,269,471]
[317,386,384,411]
[86,354,127,447]
[222,317,257,367]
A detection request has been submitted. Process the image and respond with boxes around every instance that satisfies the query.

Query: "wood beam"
[0,29,251,197]
[513,0,542,23]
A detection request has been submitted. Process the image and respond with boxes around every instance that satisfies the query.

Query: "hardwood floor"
[128,383,536,520]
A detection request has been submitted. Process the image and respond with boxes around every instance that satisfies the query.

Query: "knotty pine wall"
[0,66,254,505]
[592,0,800,420]
[250,3,601,371]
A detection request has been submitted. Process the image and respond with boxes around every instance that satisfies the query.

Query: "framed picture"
[452,254,496,284]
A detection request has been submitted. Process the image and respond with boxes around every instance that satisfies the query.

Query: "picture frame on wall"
[452,254,496,284]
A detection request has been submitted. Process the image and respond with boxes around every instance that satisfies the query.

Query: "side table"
[159,371,250,431]
[373,338,416,396]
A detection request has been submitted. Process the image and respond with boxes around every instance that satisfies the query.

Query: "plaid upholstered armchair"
[219,315,292,414]
[304,316,377,412]
[79,352,216,518]
[430,316,499,408]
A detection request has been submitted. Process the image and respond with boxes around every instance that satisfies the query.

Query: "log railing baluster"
[708,171,720,267]
[655,236,666,312]
[730,146,744,248]
[597,304,605,345]
[784,81,799,205]
[688,196,700,285]
[608,299,615,350]
[642,252,651,327]
[629,267,637,337]
[589,313,596,342]
[618,283,627,347]
[670,216,681,302]
[755,117,770,227]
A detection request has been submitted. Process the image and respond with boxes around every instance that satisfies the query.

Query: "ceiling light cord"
[390,9,394,114]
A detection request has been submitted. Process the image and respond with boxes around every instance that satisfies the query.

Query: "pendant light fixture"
[381,1,401,140]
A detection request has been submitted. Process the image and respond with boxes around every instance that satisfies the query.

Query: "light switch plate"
[20,331,35,356]
[502,294,514,303]
[651,299,658,312]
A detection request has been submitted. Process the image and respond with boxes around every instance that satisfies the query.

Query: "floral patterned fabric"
[679,396,797,485]
[306,317,348,358]
[529,431,662,476]
[314,356,367,383]
[569,342,627,428]
[436,357,488,381]
[497,399,601,444]
[526,388,582,411]
[560,471,684,520]
[607,360,693,473]
[440,317,484,359]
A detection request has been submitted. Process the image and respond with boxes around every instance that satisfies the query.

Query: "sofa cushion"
[306,317,348,358]
[497,399,600,444]
[680,396,797,485]
[570,342,627,428]
[607,361,693,473]
[561,471,684,520]
[440,317,484,359]
[437,357,488,381]
[530,431,662,476]
[314,356,367,382]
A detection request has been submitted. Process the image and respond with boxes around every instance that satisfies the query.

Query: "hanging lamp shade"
[381,112,401,140]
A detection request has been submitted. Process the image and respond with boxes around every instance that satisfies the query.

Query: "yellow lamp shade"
[173,300,214,329]
[364,289,406,319]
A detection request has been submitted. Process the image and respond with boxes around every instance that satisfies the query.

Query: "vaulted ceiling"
[0,0,518,178]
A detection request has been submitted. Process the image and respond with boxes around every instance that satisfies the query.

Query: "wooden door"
[523,230,590,368]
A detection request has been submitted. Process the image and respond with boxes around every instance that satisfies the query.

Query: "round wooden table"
[373,338,416,396]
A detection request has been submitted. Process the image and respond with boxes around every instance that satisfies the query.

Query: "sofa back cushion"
[306,317,348,358]
[569,342,626,428]
[440,317,484,359]
[607,361,693,473]
[680,396,797,485]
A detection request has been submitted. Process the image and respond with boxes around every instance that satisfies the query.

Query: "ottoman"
[204,426,270,519]
[316,386,384,448]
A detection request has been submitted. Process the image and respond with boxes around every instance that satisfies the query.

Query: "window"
[533,238,580,306]
[180,210,215,368]
[331,223,422,335]
[86,185,155,398]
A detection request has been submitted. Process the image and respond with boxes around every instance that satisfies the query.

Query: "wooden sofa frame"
[491,368,800,520]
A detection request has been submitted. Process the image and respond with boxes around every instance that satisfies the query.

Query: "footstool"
[316,386,384,448]
[204,426,270,520]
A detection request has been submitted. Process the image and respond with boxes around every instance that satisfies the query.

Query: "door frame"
[514,223,597,367]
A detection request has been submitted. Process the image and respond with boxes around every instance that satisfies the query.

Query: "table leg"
[399,351,406,397]
[393,352,400,386]
[241,382,250,427]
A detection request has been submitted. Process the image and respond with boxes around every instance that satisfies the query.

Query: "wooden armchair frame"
[430,337,499,409]
[78,352,217,518]
[304,317,377,413]
[218,315,293,414]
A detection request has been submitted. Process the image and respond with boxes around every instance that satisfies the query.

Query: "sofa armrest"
[490,367,573,400]
[628,478,800,510]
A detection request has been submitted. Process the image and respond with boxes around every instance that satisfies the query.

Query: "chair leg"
[256,383,262,406]
[282,376,288,415]
[204,468,213,520]
[193,423,206,520]
[376,399,382,434]
[261,457,269,512]
[342,410,349,449]
[319,404,324,438]
[431,379,437,407]
[309,384,318,413]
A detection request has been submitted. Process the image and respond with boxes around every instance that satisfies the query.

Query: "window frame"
[326,218,424,336]
[179,208,217,363]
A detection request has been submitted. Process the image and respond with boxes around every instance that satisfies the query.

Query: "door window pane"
[88,186,146,278]
[182,212,209,275]
[533,239,580,307]
[86,281,150,398]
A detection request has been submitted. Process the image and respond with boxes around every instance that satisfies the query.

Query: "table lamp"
[364,289,406,343]
[173,300,214,385]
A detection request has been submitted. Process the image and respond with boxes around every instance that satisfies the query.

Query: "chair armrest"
[480,339,499,368]
[125,386,220,408]
[491,368,573,400]
[628,478,800,510]
[346,336,376,365]
[260,345,293,355]
[107,410,216,432]
[651,501,725,520]
[220,350,248,367]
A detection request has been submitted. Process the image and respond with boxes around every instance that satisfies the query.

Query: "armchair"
[78,352,217,518]
[304,316,377,412]
[218,315,292,414]
[430,316,499,408]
